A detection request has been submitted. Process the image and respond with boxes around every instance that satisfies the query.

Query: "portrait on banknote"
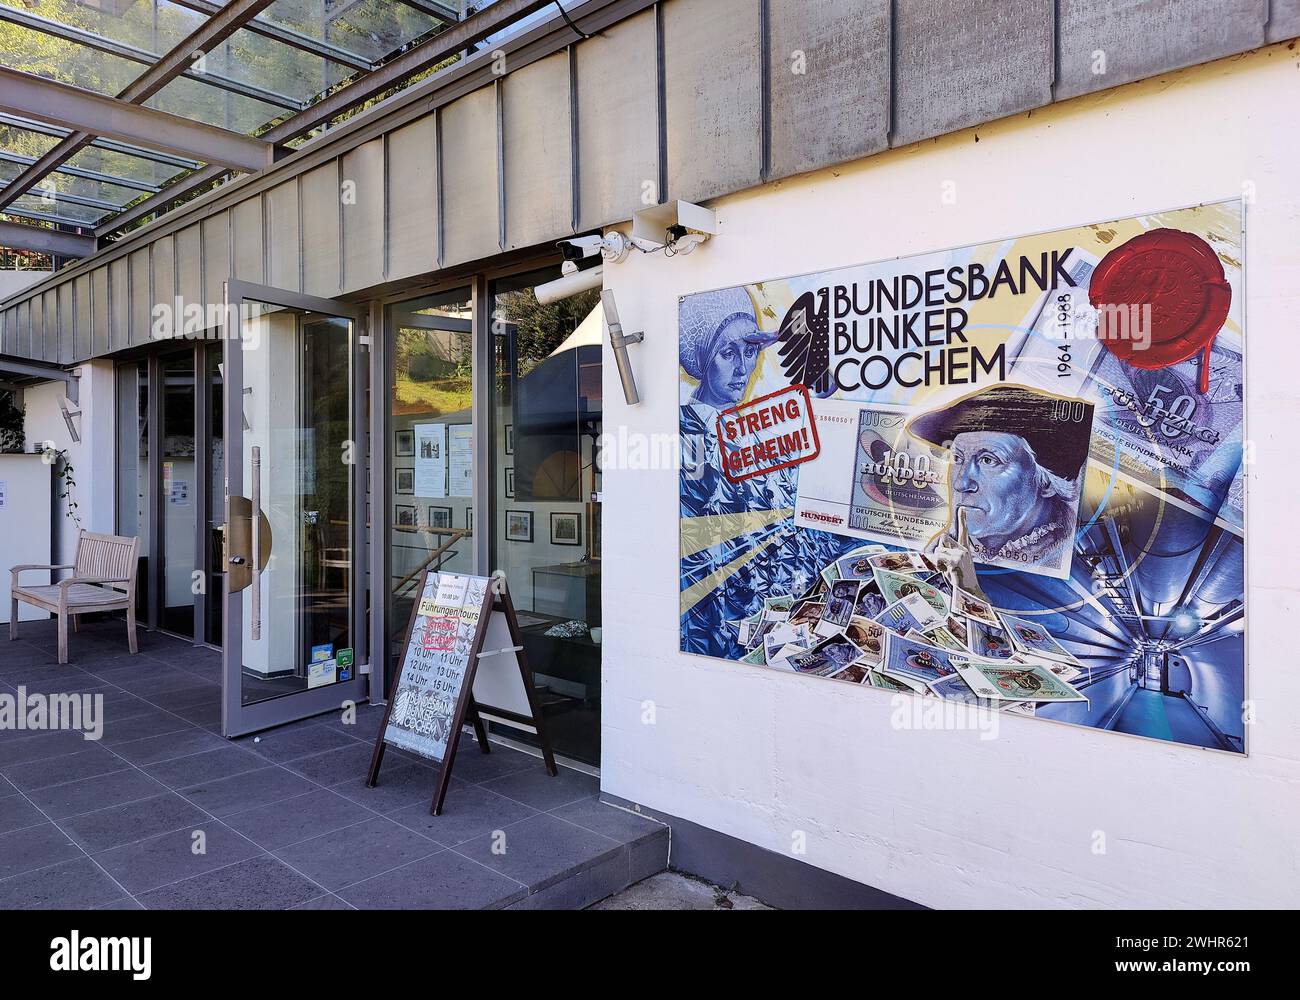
[680,201,1246,753]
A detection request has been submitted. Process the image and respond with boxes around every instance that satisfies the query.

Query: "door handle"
[251,445,262,642]
[225,499,272,595]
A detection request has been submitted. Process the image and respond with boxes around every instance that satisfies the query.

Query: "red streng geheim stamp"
[716,384,821,483]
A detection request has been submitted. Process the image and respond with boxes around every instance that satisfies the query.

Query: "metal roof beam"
[0,221,95,258]
[0,114,202,170]
[262,0,555,146]
[169,0,376,73]
[0,69,273,173]
[0,150,161,194]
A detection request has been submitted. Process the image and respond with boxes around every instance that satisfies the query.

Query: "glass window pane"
[490,265,602,766]
[387,288,475,676]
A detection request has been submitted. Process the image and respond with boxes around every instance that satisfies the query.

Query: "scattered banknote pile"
[731,544,1089,713]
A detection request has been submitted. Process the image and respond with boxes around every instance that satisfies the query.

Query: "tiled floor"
[0,617,667,909]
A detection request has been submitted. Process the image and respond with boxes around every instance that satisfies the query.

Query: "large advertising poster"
[679,201,1245,752]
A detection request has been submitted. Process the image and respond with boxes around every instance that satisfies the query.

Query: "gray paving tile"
[245,723,359,763]
[142,685,220,712]
[291,893,355,910]
[59,792,211,853]
[168,702,222,730]
[388,783,538,848]
[111,727,227,765]
[319,704,388,742]
[0,857,127,910]
[2,744,129,790]
[479,765,599,811]
[0,822,80,879]
[144,746,265,789]
[98,709,192,746]
[275,815,441,891]
[282,743,375,785]
[454,813,622,892]
[550,797,668,846]
[222,788,374,851]
[93,821,263,894]
[93,895,146,910]
[0,729,95,766]
[179,765,315,818]
[26,767,167,820]
[114,671,214,698]
[334,762,446,814]
[338,850,525,910]
[450,740,547,784]
[137,855,323,910]
[0,793,47,835]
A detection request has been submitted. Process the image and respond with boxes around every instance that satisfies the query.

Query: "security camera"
[556,232,631,265]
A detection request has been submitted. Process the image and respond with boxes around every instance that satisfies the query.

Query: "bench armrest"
[11,564,74,585]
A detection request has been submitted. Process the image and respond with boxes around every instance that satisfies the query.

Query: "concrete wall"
[21,362,117,566]
[0,270,51,302]
[598,44,1300,908]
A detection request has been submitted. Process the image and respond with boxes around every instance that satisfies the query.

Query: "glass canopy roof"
[0,0,473,239]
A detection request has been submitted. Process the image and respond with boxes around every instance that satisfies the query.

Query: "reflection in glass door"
[386,289,475,689]
[490,266,603,766]
[221,282,366,737]
[160,349,197,638]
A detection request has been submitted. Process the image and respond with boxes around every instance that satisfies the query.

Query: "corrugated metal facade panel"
[503,52,573,250]
[265,179,301,292]
[1057,0,1266,100]
[301,162,342,297]
[202,211,231,322]
[129,249,151,347]
[58,283,74,365]
[575,8,658,231]
[769,0,891,180]
[30,295,43,363]
[663,0,764,204]
[342,140,385,294]
[92,267,109,357]
[386,116,438,281]
[74,274,92,360]
[1269,0,1300,41]
[176,224,203,330]
[232,196,264,283]
[892,0,1053,147]
[109,258,128,351]
[441,87,501,267]
[152,236,176,341]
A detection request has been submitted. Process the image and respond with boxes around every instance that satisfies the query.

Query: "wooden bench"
[10,530,140,665]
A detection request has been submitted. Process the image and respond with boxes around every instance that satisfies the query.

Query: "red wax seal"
[1089,228,1231,393]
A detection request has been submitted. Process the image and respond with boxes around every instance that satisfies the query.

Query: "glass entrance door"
[221,281,367,737]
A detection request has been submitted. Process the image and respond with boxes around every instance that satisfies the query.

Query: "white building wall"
[599,44,1300,908]
[22,361,117,565]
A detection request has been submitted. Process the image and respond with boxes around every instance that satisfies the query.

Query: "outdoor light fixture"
[632,200,718,255]
[601,289,643,406]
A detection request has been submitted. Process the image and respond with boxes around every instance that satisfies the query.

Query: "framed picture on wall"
[395,428,415,457]
[428,505,452,530]
[395,468,414,494]
[505,509,533,543]
[465,507,473,533]
[505,424,514,456]
[394,504,417,528]
[505,468,515,499]
[550,511,581,546]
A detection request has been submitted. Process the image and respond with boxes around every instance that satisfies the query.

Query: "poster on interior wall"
[678,200,1245,753]
[414,422,446,498]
